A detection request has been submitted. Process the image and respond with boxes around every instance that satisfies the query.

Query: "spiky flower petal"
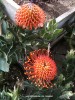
[15,3,46,30]
[23,49,57,88]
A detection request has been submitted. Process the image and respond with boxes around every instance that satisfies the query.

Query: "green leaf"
[66,49,75,59]
[50,29,63,40]
[47,19,57,32]
[0,11,3,20]
[4,87,19,100]
[59,91,73,99]
[2,20,9,34]
[72,29,75,35]
[0,51,9,72]
[40,19,63,41]
[0,58,9,72]
[0,36,7,43]
[23,81,36,88]
[58,74,65,83]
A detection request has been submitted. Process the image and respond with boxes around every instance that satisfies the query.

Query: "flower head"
[15,3,46,30]
[23,49,57,88]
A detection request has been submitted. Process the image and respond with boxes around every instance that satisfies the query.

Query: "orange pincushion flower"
[24,49,57,88]
[15,3,46,30]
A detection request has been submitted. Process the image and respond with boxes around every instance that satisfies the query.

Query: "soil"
[14,0,75,21]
